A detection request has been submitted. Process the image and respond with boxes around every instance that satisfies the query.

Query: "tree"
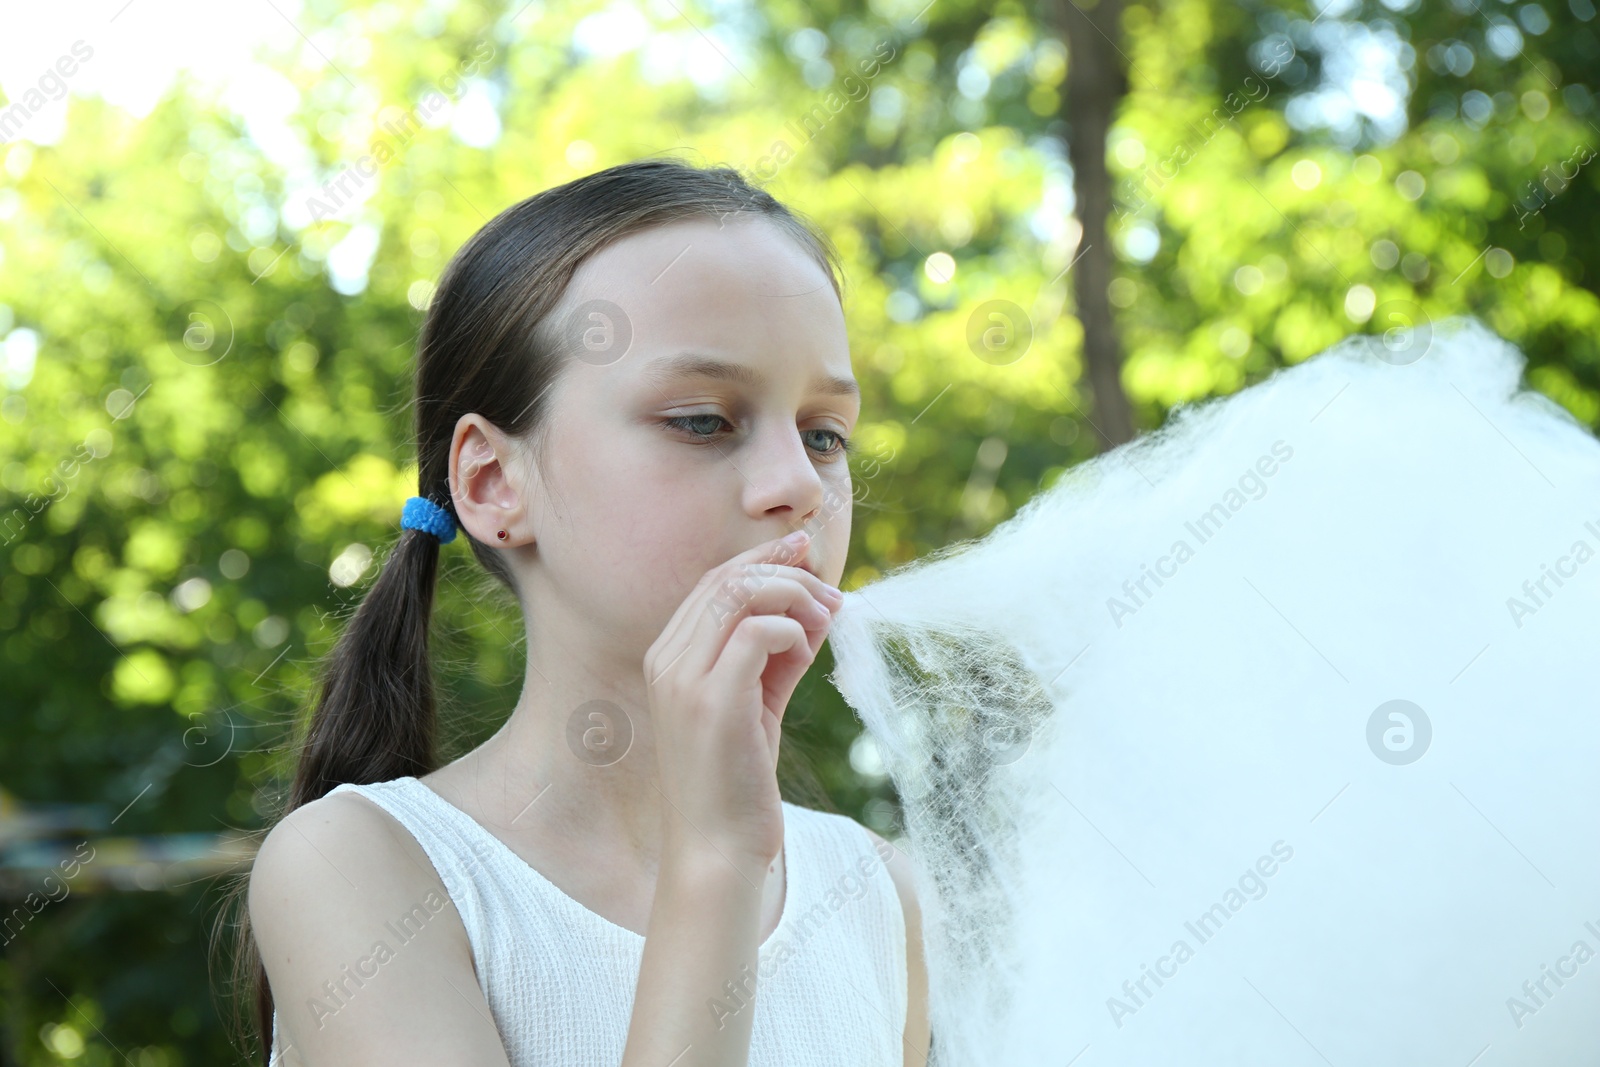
[1043,0,1137,449]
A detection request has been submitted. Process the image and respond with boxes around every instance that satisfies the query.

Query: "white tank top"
[268,775,907,1066]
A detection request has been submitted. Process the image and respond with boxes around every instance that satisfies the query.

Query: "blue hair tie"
[401,495,458,544]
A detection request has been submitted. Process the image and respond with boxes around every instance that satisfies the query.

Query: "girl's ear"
[449,413,532,547]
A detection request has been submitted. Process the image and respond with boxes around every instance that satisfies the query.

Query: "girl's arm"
[620,827,772,1067]
[626,529,843,1066]
[249,792,514,1067]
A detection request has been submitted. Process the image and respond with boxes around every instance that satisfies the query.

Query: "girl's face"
[518,214,858,654]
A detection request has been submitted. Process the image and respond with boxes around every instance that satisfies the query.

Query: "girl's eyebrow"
[642,352,860,399]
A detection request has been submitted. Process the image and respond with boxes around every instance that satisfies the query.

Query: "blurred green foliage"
[1,0,1596,1060]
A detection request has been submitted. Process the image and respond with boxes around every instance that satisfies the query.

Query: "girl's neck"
[426,695,670,867]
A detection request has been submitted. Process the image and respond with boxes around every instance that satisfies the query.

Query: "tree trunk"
[1042,0,1136,450]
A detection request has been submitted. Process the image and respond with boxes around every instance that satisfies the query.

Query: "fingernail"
[783,530,809,545]
[823,584,843,600]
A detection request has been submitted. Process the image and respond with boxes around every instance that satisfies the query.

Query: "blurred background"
[0,0,1596,1062]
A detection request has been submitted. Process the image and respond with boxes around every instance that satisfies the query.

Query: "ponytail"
[288,518,447,808]
[223,508,450,1065]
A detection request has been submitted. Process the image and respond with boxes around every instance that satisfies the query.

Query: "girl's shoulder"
[783,803,930,1064]
[255,787,445,891]
[785,802,900,867]
[250,790,506,1063]
[249,788,473,967]
[783,801,917,907]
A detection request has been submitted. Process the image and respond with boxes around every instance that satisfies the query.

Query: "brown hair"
[217,155,843,1064]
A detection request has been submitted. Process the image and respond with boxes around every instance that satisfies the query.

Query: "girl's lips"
[767,531,818,576]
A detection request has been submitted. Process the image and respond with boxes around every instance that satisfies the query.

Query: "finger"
[702,532,841,612]
[755,617,830,723]
[707,531,812,592]
[671,574,835,686]
[648,533,837,679]
[709,615,813,710]
[763,601,836,724]
[651,533,807,667]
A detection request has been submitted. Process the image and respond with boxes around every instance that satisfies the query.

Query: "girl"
[237,157,930,1067]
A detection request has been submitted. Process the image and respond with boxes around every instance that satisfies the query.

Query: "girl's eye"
[802,428,854,457]
[664,414,728,439]
[664,416,854,458]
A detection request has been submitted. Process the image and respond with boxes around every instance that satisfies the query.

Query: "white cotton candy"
[827,317,1600,1066]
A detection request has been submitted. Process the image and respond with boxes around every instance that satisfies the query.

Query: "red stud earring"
[497,529,508,541]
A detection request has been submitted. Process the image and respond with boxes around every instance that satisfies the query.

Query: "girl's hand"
[643,530,844,868]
